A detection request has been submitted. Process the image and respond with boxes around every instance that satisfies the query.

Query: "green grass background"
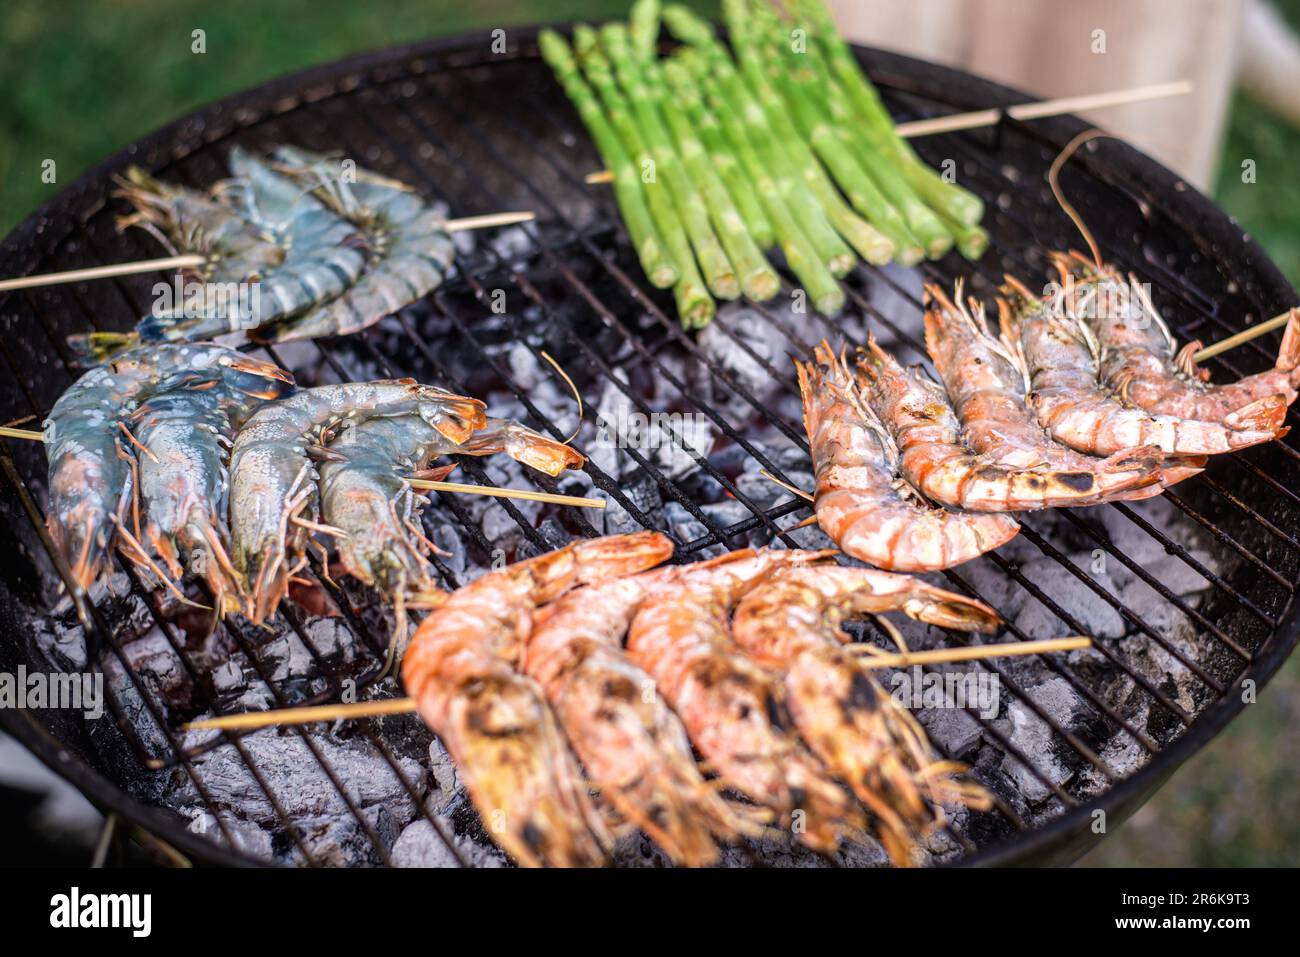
[0,1,1298,866]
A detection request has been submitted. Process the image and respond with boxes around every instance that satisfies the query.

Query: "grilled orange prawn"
[797,342,1018,572]
[924,282,1202,502]
[732,564,996,865]
[1005,276,1281,455]
[402,531,673,867]
[626,548,868,854]
[525,568,756,866]
[1054,250,1298,428]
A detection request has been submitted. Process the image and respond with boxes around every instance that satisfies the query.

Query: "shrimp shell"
[732,564,996,864]
[402,531,674,867]
[318,415,585,604]
[43,343,289,592]
[138,149,369,343]
[920,282,1198,504]
[1055,250,1297,429]
[1005,276,1280,455]
[228,379,486,623]
[525,570,753,866]
[797,342,1018,572]
[263,147,456,342]
[626,548,868,854]
[131,354,294,615]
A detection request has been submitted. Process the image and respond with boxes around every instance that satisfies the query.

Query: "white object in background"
[1240,0,1300,128]
[826,0,1245,189]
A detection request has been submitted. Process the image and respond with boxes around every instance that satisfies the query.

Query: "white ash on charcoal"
[157,725,428,866]
[599,470,664,536]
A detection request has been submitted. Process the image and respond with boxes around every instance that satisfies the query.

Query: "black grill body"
[0,27,1297,868]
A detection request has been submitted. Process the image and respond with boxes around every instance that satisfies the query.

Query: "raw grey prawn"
[626,548,868,854]
[317,414,585,619]
[1004,276,1281,456]
[228,379,486,624]
[43,343,288,592]
[1052,250,1297,432]
[732,564,997,865]
[264,146,456,342]
[122,149,367,351]
[129,352,295,617]
[797,342,1018,572]
[524,568,756,866]
[402,531,675,867]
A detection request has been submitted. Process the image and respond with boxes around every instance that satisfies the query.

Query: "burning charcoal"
[185,808,276,861]
[123,630,190,710]
[255,634,315,685]
[392,818,502,868]
[32,616,88,672]
[995,695,1075,806]
[916,704,984,760]
[1013,555,1126,640]
[697,306,787,402]
[302,617,357,668]
[210,659,247,698]
[172,732,424,836]
[601,471,663,536]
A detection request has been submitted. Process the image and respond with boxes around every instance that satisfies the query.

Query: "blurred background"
[0,0,1297,866]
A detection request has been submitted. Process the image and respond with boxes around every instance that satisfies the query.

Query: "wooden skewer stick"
[185,697,417,731]
[0,426,42,441]
[183,636,1093,732]
[0,214,533,294]
[444,210,535,232]
[897,79,1193,138]
[1191,309,1297,364]
[0,255,206,294]
[407,477,605,509]
[850,636,1092,669]
[584,80,1194,182]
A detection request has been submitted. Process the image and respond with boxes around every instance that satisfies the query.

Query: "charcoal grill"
[1,25,1298,868]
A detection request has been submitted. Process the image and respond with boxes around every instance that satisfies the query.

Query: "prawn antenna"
[1048,128,1110,270]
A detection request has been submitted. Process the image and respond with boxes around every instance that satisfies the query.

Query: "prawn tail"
[1224,393,1289,435]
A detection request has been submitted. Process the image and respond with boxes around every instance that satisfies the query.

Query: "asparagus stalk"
[720,0,894,272]
[746,4,928,265]
[790,0,985,229]
[666,4,884,272]
[659,58,774,250]
[574,24,714,326]
[601,21,740,301]
[629,0,660,63]
[652,59,779,301]
[539,30,677,289]
[674,49,844,315]
[767,13,953,260]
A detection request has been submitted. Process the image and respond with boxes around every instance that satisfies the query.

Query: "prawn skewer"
[797,342,1018,572]
[917,283,1202,504]
[263,146,456,342]
[1053,250,1298,429]
[626,548,868,854]
[401,531,674,868]
[525,569,756,866]
[318,415,585,649]
[1005,276,1281,455]
[228,380,486,624]
[43,343,290,593]
[129,350,294,615]
[732,564,996,865]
